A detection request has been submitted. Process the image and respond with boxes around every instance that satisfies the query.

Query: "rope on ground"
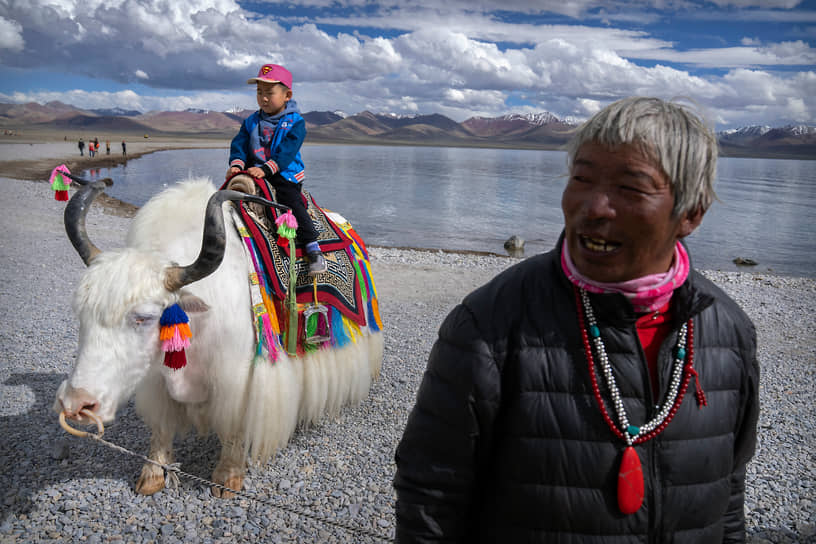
[73,430,393,543]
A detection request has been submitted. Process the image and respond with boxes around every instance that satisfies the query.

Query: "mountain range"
[1,101,813,159]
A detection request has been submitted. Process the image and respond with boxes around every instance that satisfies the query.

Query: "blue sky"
[0,0,814,129]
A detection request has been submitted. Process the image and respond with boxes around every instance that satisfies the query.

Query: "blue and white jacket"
[229,100,306,184]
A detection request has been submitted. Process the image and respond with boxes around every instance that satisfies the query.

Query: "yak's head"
[54,177,276,424]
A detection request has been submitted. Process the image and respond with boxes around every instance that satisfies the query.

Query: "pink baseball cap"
[247,64,292,89]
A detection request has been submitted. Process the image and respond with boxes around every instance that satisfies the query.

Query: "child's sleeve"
[228,120,251,170]
[260,118,306,178]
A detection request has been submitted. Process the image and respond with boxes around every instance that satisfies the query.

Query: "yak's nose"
[57,385,99,421]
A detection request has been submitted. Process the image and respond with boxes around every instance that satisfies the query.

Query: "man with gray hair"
[394,97,759,543]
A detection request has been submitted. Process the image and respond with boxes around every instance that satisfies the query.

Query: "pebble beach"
[0,149,814,543]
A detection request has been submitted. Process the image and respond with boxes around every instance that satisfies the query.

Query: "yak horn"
[163,190,286,291]
[64,180,108,266]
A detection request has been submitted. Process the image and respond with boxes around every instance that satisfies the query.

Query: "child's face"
[256,82,292,115]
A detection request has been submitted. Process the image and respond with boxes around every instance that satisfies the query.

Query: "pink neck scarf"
[561,239,690,313]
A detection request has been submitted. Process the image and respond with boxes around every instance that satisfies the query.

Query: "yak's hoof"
[135,466,165,495]
[211,474,243,499]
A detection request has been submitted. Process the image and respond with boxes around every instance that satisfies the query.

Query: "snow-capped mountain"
[462,111,567,138]
[718,125,772,141]
[88,106,142,117]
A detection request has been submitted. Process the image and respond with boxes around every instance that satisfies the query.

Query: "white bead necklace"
[580,288,688,445]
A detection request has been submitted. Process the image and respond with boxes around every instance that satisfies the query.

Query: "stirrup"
[304,277,331,345]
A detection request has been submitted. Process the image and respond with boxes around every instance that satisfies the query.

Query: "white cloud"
[630,40,816,67]
[707,0,803,8]
[0,87,254,114]
[0,16,24,52]
[0,0,812,128]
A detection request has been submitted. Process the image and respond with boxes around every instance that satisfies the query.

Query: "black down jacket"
[394,245,759,543]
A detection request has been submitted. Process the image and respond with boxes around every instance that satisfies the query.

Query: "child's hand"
[225,166,240,180]
[247,166,265,179]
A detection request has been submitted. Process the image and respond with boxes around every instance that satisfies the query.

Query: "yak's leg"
[135,430,174,495]
[211,436,246,498]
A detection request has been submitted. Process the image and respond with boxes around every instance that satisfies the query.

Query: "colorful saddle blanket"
[220,175,380,330]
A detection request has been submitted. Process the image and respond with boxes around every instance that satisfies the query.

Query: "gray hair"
[566,97,718,216]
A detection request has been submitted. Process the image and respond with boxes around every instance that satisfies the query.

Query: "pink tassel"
[275,210,298,230]
[49,164,71,184]
[162,328,191,352]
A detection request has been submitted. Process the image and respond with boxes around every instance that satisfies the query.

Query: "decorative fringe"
[275,210,299,356]
[367,299,381,333]
[261,313,278,361]
[49,164,71,201]
[329,307,350,348]
[355,255,382,331]
[240,219,282,364]
[160,303,192,370]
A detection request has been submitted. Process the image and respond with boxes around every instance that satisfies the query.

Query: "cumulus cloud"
[0,0,812,128]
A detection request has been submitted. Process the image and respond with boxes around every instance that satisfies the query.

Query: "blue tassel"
[160,303,189,326]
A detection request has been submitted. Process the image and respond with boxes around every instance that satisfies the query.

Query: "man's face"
[561,141,702,283]
[256,82,291,115]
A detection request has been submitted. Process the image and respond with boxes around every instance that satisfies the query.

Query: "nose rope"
[57,413,393,542]
[59,409,105,438]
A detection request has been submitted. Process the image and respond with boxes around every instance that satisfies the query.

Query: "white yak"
[54,178,383,497]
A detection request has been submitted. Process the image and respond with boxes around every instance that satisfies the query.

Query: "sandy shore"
[1,141,814,542]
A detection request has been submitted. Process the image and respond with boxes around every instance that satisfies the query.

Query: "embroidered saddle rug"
[220,174,377,328]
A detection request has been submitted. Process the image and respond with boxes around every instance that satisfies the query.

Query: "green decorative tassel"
[275,210,299,356]
[286,236,298,356]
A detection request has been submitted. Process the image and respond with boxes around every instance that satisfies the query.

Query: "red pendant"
[617,446,644,514]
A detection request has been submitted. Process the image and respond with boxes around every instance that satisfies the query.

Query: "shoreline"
[0,139,229,218]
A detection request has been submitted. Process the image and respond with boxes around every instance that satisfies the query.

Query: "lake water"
[81,145,816,278]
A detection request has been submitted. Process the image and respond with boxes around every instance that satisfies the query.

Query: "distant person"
[88,140,95,158]
[78,138,85,156]
[393,97,760,542]
[226,63,325,276]
[106,140,110,155]
[121,140,126,156]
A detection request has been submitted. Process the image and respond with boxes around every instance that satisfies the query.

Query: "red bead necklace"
[573,286,706,514]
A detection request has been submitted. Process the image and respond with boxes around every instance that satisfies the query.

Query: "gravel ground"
[1,176,814,543]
